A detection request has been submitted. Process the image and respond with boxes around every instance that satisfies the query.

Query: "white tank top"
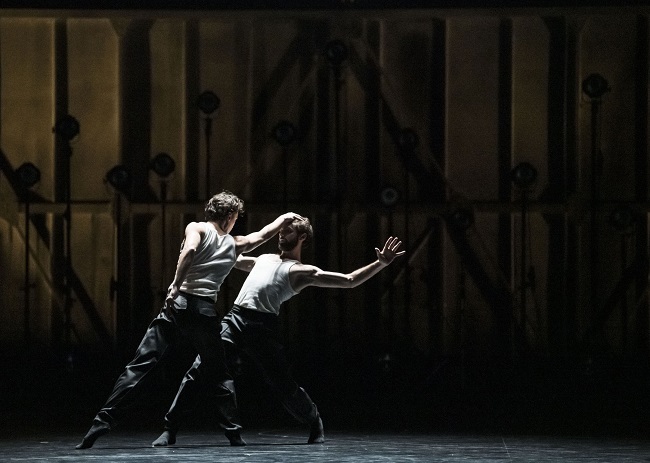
[234,253,299,315]
[180,225,236,302]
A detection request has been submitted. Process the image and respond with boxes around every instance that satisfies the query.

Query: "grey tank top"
[180,225,236,302]
[234,254,299,315]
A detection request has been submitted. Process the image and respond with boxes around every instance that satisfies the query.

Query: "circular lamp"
[53,115,80,141]
[448,207,474,232]
[16,162,41,189]
[380,186,400,207]
[324,40,348,66]
[272,120,297,147]
[608,206,635,232]
[511,162,538,190]
[397,128,419,153]
[197,90,221,115]
[106,165,131,193]
[150,152,175,178]
[582,73,609,99]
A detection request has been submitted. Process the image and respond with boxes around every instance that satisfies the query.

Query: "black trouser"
[92,293,240,432]
[163,305,318,430]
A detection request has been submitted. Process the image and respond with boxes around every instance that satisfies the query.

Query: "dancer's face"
[278,225,300,251]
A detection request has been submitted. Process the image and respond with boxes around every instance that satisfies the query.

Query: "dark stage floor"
[1,428,650,462]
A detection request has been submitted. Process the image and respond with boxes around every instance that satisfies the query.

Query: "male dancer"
[152,217,404,446]
[76,190,300,449]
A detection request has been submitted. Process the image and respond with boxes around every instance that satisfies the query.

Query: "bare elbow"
[345,275,358,288]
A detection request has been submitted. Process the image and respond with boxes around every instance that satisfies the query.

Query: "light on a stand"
[106,165,131,194]
[53,115,80,141]
[272,120,297,211]
[272,120,297,147]
[149,153,176,306]
[511,161,538,354]
[324,39,348,67]
[380,186,400,208]
[447,207,474,232]
[105,165,131,305]
[16,162,41,350]
[197,90,220,116]
[197,90,220,199]
[150,152,175,178]
[511,161,538,191]
[582,73,610,100]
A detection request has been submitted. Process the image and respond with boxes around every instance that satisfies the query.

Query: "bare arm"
[290,236,405,292]
[234,254,258,272]
[233,212,302,255]
[165,222,203,311]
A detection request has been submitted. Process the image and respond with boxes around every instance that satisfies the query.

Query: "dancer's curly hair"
[291,217,313,248]
[204,190,245,222]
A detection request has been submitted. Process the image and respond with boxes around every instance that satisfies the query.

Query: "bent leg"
[247,335,324,443]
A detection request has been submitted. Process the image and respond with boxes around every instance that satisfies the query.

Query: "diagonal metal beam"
[0,150,112,346]
[346,44,441,197]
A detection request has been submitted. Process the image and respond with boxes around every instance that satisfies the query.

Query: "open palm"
[376,236,405,265]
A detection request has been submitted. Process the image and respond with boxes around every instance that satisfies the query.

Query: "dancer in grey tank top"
[76,190,300,449]
[153,216,404,446]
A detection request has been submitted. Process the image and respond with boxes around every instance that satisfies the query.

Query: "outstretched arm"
[233,212,302,255]
[290,236,405,292]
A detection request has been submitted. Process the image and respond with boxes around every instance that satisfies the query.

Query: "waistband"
[179,291,215,304]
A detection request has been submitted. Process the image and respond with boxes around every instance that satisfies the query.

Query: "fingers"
[385,236,402,249]
[383,236,405,256]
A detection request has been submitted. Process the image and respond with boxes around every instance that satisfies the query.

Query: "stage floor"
[1,428,649,462]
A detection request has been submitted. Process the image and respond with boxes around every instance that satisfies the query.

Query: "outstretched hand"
[375,236,405,265]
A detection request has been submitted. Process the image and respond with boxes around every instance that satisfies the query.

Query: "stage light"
[380,186,400,207]
[397,128,419,153]
[324,40,348,66]
[511,162,538,190]
[16,162,40,189]
[608,206,635,232]
[272,120,297,147]
[197,90,220,115]
[106,165,131,193]
[53,115,80,141]
[448,207,474,232]
[582,73,610,99]
[150,152,175,178]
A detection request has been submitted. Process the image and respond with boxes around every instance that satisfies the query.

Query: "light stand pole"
[272,120,298,210]
[511,161,537,352]
[325,39,348,336]
[380,185,400,340]
[197,91,220,200]
[397,128,419,340]
[54,115,80,356]
[149,152,176,305]
[106,165,131,349]
[582,73,609,353]
[16,162,41,350]
[447,207,474,390]
[608,206,635,354]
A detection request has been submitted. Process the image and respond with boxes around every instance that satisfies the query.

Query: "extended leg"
[77,315,175,449]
